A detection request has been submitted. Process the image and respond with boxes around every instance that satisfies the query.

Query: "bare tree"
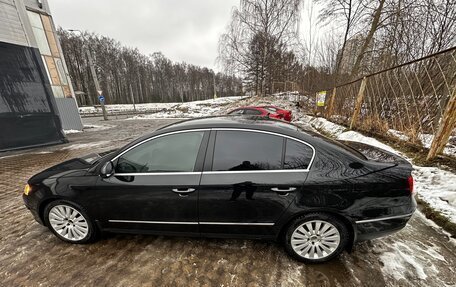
[218,0,302,96]
[58,29,243,105]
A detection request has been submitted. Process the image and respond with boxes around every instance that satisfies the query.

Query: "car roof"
[116,115,364,162]
[158,115,296,132]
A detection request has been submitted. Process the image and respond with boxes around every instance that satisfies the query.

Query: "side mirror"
[100,161,114,177]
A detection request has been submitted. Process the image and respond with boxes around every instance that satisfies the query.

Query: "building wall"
[0,0,30,46]
[0,0,80,150]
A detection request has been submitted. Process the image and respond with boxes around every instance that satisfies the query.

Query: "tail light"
[407,176,414,194]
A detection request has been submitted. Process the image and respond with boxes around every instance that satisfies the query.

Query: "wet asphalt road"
[0,116,455,287]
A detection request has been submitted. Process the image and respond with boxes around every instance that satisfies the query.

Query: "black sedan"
[23,116,416,263]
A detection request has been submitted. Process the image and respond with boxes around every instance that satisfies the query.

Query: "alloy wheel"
[290,220,341,260]
[48,204,89,241]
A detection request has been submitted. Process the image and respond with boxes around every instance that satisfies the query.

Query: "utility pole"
[129,83,136,112]
[68,29,108,120]
[213,73,217,99]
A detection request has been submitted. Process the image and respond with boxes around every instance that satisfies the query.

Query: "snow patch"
[414,166,456,223]
[64,129,82,134]
[83,124,114,132]
[61,141,111,150]
[387,129,410,141]
[380,242,428,281]
[337,131,398,154]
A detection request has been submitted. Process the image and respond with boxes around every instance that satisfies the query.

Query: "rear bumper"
[355,212,414,241]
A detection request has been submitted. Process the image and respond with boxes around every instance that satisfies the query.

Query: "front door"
[93,130,209,235]
[198,130,313,238]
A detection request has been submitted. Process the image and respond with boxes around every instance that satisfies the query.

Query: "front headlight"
[24,184,32,195]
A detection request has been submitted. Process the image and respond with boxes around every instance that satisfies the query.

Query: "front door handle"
[172,188,196,197]
[271,187,296,195]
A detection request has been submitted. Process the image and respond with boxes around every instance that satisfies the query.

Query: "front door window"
[115,131,204,173]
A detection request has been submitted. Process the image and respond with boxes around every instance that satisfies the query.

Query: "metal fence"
[324,47,456,160]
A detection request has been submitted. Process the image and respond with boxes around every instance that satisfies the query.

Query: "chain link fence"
[323,47,456,159]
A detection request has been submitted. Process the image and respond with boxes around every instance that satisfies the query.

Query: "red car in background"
[260,106,293,121]
[227,106,292,122]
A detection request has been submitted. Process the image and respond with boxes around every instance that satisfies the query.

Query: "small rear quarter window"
[284,139,313,169]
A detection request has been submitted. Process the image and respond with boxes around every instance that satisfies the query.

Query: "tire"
[43,200,98,244]
[284,213,349,263]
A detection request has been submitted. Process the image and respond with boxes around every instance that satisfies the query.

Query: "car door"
[93,130,209,235]
[198,129,313,238]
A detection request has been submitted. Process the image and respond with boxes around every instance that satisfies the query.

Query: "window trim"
[109,128,316,176]
[206,128,315,173]
[111,129,210,175]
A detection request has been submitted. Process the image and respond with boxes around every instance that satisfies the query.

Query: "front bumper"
[23,194,44,225]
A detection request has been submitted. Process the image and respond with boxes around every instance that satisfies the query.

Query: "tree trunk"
[350,0,385,78]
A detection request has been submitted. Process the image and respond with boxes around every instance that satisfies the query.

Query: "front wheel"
[44,200,98,243]
[284,213,349,263]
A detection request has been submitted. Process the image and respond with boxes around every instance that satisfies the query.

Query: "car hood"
[28,153,106,184]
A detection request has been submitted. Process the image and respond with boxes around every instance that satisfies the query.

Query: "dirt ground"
[0,116,455,287]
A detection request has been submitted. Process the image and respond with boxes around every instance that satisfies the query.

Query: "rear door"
[198,129,313,238]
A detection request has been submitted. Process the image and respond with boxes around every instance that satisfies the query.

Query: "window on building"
[27,11,51,56]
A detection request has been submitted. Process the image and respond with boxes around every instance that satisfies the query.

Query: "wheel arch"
[38,197,61,226]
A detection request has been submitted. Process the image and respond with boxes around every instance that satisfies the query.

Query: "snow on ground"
[61,141,111,150]
[83,123,115,132]
[64,129,82,134]
[379,242,429,281]
[386,129,456,157]
[78,96,246,116]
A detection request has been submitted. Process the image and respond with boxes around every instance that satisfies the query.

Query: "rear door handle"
[271,187,296,192]
[271,187,296,195]
[172,188,196,197]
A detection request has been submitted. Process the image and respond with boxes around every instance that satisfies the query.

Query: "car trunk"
[339,140,412,168]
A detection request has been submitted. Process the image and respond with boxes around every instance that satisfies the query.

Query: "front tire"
[284,213,349,263]
[44,200,98,243]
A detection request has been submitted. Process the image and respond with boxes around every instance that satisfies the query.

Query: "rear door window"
[212,131,283,171]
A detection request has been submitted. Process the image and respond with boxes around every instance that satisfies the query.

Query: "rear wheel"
[284,213,349,263]
[44,200,98,243]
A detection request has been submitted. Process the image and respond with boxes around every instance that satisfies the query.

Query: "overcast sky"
[48,0,239,70]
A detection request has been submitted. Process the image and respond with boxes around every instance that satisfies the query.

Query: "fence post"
[326,87,336,118]
[427,87,456,160]
[350,77,368,129]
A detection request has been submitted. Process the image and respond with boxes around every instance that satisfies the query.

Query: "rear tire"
[284,213,349,263]
[44,200,98,244]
